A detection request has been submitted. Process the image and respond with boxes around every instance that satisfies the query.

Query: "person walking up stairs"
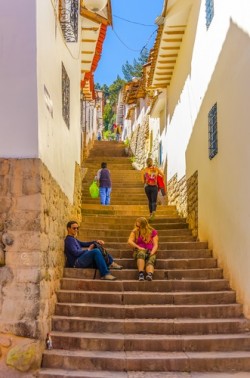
[38,141,250,377]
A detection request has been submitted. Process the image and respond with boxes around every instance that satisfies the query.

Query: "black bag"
[94,242,110,265]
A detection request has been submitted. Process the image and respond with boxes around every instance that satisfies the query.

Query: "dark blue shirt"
[64,235,95,267]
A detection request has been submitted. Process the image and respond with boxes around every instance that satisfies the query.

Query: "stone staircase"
[38,141,250,377]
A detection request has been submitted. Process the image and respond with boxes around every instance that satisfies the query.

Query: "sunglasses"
[72,227,79,230]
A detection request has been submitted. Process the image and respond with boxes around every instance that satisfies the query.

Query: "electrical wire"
[112,28,157,53]
[112,29,141,52]
[113,14,155,27]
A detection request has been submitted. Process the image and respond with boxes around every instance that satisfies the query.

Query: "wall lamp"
[83,0,108,12]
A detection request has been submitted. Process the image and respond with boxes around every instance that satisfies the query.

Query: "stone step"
[103,242,208,250]
[78,228,192,237]
[81,208,178,216]
[64,268,223,280]
[41,350,250,372]
[84,166,133,171]
[80,216,185,225]
[37,369,250,378]
[80,222,189,230]
[103,248,212,258]
[56,290,236,305]
[49,332,250,352]
[78,235,196,243]
[82,199,149,205]
[65,258,217,270]
[83,169,141,175]
[60,278,229,292]
[82,191,147,197]
[80,203,177,211]
[82,189,146,196]
[52,317,249,335]
[55,302,243,319]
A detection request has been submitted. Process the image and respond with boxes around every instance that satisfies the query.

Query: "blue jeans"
[145,185,158,213]
[74,248,110,277]
[99,187,111,205]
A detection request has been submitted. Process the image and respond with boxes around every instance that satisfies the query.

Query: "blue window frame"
[208,103,218,160]
[205,0,214,29]
[159,141,163,166]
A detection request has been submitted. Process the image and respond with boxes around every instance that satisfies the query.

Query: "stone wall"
[167,171,198,237]
[0,158,82,375]
[129,115,149,168]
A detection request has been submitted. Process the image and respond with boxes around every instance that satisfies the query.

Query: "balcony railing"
[59,0,78,42]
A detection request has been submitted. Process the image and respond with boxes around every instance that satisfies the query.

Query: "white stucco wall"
[36,0,81,200]
[0,0,82,200]
[166,0,250,315]
[0,0,38,157]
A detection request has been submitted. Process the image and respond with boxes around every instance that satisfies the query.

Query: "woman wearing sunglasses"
[128,217,158,281]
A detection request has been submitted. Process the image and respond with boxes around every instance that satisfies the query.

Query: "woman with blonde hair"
[142,157,165,221]
[128,217,158,281]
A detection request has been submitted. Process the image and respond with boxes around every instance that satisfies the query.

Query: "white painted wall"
[0,0,82,200]
[0,0,38,157]
[165,0,250,315]
[36,0,81,200]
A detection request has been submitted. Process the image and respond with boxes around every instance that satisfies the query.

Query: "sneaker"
[138,272,144,281]
[101,274,117,281]
[146,272,153,281]
[110,262,123,270]
[148,212,155,222]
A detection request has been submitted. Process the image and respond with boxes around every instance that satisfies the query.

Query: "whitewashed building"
[149,0,250,317]
[0,0,111,374]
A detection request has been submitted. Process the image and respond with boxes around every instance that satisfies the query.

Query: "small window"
[62,63,70,128]
[208,103,217,160]
[205,0,214,29]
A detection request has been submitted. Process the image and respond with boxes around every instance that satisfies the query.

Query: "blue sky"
[94,0,163,86]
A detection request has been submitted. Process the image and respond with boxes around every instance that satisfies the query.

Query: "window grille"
[62,63,70,128]
[205,0,214,29]
[208,103,218,159]
[59,0,79,42]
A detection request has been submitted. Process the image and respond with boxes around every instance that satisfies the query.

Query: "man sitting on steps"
[64,221,122,281]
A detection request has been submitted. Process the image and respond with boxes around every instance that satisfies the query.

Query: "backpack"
[144,167,158,186]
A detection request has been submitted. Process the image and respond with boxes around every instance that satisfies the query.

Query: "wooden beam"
[157,65,174,70]
[153,83,170,88]
[81,51,94,54]
[155,77,171,81]
[158,53,178,58]
[81,27,99,31]
[81,39,96,43]
[162,38,182,43]
[164,30,184,35]
[80,7,110,25]
[158,59,176,64]
[155,71,173,76]
[161,46,180,50]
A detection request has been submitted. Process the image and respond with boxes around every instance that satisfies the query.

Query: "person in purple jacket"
[96,162,112,205]
[64,221,122,280]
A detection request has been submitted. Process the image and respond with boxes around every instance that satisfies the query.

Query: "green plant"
[103,130,116,140]
[130,156,136,163]
[124,138,130,147]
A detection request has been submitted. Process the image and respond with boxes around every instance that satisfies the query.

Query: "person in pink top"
[128,217,158,281]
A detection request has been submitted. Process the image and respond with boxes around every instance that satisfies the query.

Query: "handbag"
[89,180,99,198]
[94,242,110,265]
[157,174,166,195]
